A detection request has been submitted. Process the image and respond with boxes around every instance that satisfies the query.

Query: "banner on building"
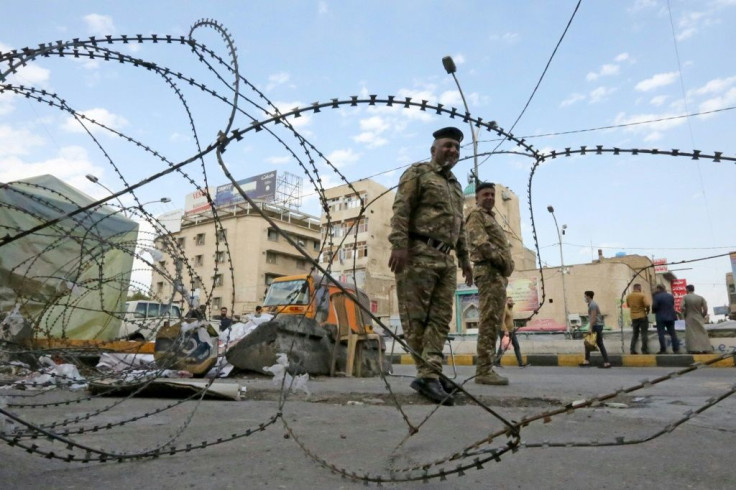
[184,187,214,216]
[671,278,688,311]
[507,277,540,312]
[214,171,277,207]
[653,258,668,273]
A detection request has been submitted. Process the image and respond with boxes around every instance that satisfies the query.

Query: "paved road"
[0,364,734,489]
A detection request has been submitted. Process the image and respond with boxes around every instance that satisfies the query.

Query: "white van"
[119,301,182,341]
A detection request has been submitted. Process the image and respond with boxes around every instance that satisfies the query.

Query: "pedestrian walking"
[579,290,611,368]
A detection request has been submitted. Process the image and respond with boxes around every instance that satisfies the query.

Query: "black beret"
[475,181,495,193]
[432,126,464,142]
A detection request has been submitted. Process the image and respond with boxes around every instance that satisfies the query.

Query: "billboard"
[671,278,688,311]
[184,187,214,216]
[214,171,277,207]
[507,277,540,312]
[653,258,668,273]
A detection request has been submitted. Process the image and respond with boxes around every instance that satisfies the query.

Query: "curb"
[389,353,735,368]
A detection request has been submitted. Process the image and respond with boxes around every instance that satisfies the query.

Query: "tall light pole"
[442,55,479,186]
[547,205,570,335]
[86,174,128,216]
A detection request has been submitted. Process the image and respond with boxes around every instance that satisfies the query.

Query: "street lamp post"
[547,205,570,336]
[442,55,479,185]
[86,174,128,216]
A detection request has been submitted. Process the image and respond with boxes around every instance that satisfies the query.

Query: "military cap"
[432,126,464,142]
[475,181,495,193]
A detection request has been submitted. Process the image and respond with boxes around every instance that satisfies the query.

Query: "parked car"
[119,301,182,341]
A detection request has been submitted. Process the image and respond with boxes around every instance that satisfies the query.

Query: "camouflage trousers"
[396,261,456,379]
[475,266,508,376]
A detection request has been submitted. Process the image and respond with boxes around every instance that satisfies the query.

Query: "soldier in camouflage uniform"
[466,182,514,385]
[388,127,473,405]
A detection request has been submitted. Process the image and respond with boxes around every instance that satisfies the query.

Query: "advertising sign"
[653,258,668,273]
[214,171,277,207]
[184,187,213,216]
[671,278,688,311]
[506,277,540,312]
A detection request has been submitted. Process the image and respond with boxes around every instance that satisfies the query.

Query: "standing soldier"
[388,126,473,405]
[466,182,514,385]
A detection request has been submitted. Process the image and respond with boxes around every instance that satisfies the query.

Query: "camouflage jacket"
[388,161,470,267]
[466,204,514,277]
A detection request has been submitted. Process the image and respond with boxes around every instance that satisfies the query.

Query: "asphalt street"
[0,364,734,489]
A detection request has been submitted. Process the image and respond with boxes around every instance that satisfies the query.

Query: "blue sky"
[1,1,735,315]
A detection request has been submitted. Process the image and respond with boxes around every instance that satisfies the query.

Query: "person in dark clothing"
[652,284,680,354]
[219,307,233,331]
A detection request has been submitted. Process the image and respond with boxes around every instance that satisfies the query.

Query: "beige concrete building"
[319,180,395,319]
[152,201,321,317]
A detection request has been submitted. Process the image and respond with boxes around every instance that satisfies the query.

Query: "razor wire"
[0,18,734,485]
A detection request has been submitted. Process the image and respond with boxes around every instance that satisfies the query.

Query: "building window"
[195,233,206,246]
[213,274,224,287]
[176,237,185,248]
[358,218,368,233]
[265,273,280,286]
[355,241,368,259]
[193,277,203,289]
[217,229,227,241]
[326,197,341,214]
[296,259,306,270]
[156,281,164,293]
[159,260,167,268]
[313,240,320,251]
[321,251,333,263]
[212,297,221,309]
[215,251,226,263]
[267,228,279,241]
[266,252,277,264]
[194,255,203,266]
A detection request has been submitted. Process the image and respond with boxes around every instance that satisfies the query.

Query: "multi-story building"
[152,201,321,317]
[319,179,395,320]
[727,272,736,320]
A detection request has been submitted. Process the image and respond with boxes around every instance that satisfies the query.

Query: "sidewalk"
[385,336,735,368]
[389,351,735,368]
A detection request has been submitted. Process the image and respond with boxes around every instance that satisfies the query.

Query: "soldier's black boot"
[410,378,454,406]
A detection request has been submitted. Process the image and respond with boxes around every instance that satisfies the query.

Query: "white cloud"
[352,132,388,148]
[359,116,390,133]
[352,116,390,148]
[62,107,128,134]
[0,146,105,191]
[0,125,46,157]
[589,86,615,104]
[489,32,520,44]
[318,1,328,15]
[628,0,657,12]
[586,63,620,81]
[325,148,360,168]
[612,111,686,140]
[559,93,585,108]
[0,93,17,116]
[649,95,668,106]
[266,72,291,91]
[272,101,312,129]
[635,72,678,92]
[614,52,629,62]
[266,156,291,165]
[687,76,736,97]
[698,87,736,114]
[84,14,115,36]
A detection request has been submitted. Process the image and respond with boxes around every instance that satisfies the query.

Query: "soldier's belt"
[409,232,453,254]
[473,260,498,268]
